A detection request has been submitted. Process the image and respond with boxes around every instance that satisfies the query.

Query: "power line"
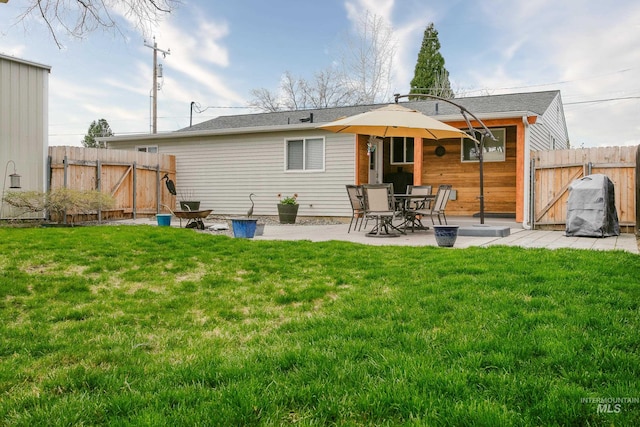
[458,68,635,95]
[564,96,640,106]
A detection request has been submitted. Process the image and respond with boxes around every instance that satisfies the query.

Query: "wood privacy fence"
[531,146,638,232]
[48,146,176,222]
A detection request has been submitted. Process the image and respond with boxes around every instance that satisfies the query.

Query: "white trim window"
[285,137,325,171]
[461,128,506,162]
[391,137,414,164]
[137,145,158,153]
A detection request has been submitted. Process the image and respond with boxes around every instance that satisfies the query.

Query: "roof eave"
[0,52,52,71]
[428,111,538,123]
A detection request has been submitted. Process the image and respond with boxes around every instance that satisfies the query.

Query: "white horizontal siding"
[530,94,569,151]
[110,130,356,217]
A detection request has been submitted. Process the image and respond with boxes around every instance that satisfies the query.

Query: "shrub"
[3,188,115,223]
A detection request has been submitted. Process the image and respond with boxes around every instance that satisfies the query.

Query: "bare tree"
[249,72,306,113]
[248,87,282,113]
[303,67,357,109]
[15,0,181,48]
[338,11,396,105]
[249,12,396,112]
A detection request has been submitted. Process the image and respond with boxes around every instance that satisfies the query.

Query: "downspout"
[522,115,532,229]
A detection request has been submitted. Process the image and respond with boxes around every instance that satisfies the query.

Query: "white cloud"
[152,8,244,105]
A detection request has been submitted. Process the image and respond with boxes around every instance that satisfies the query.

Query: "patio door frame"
[368,139,384,184]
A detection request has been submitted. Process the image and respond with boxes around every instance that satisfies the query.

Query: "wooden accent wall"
[356,134,370,185]
[421,126,518,217]
[48,146,176,222]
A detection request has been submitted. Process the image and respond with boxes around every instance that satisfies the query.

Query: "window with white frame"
[391,137,414,164]
[286,137,325,171]
[461,128,506,162]
[137,145,158,153]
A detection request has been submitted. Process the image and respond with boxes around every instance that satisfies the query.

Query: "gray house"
[105,90,569,225]
[0,53,50,219]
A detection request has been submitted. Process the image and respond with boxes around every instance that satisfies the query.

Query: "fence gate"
[48,146,176,222]
[531,146,638,232]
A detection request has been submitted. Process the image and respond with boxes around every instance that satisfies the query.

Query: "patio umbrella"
[317,103,473,140]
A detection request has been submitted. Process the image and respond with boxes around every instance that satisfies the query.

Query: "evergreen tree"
[82,119,113,148]
[409,23,454,100]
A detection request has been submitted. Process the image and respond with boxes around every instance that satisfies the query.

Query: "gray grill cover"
[566,174,620,237]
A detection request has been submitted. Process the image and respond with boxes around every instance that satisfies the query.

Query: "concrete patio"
[252,216,639,253]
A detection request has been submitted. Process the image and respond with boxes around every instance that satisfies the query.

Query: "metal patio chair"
[362,183,404,236]
[406,184,452,227]
[345,184,365,233]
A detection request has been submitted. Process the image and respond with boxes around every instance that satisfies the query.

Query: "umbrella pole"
[394,93,495,225]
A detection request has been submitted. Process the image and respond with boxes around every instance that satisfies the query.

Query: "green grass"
[0,225,639,426]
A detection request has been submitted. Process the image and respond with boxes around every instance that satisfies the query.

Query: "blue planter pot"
[156,214,172,226]
[231,218,258,238]
[433,225,459,247]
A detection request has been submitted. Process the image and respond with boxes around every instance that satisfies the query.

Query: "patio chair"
[402,185,433,232]
[406,185,432,209]
[431,184,453,225]
[362,184,404,236]
[406,184,452,228]
[345,185,365,233]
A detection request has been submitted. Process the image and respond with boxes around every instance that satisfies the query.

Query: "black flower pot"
[180,201,200,211]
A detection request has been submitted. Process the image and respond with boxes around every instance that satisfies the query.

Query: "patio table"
[394,194,436,232]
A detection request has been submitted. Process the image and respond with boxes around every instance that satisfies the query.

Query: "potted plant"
[277,193,299,224]
[231,193,259,238]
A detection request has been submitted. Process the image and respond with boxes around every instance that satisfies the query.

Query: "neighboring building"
[105,90,569,225]
[0,53,50,219]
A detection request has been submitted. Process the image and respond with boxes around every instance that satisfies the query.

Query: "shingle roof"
[181,90,560,132]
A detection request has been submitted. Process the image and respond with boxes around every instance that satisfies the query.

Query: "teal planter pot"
[157,214,172,227]
[231,218,258,238]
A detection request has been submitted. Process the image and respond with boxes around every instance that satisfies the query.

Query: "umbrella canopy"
[318,104,474,140]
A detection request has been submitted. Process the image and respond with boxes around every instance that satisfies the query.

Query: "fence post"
[132,161,137,220]
[97,159,102,222]
[63,155,68,225]
[46,155,52,221]
[156,165,160,214]
[530,157,536,229]
[636,145,640,236]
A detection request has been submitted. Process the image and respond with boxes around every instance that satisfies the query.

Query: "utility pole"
[144,37,170,134]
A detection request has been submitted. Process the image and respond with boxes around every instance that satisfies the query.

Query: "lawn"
[0,226,639,426]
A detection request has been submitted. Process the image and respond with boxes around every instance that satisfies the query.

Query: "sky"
[1,0,640,148]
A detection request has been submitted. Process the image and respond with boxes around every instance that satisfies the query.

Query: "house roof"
[0,52,52,71]
[104,90,562,144]
[182,90,561,132]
